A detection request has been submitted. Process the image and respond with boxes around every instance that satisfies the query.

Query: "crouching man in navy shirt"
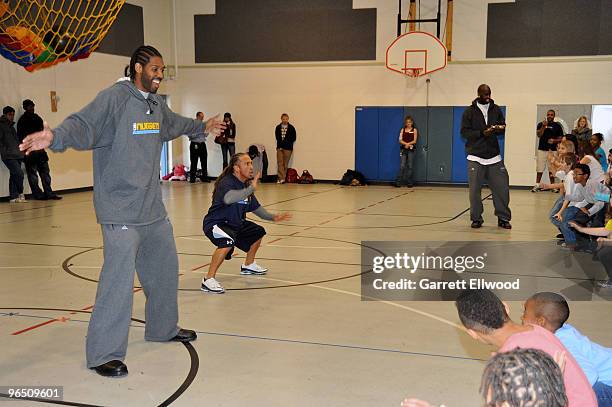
[201,153,291,293]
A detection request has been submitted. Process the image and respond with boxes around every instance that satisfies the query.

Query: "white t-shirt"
[561,170,579,207]
[584,155,605,183]
[467,102,502,165]
[477,102,489,124]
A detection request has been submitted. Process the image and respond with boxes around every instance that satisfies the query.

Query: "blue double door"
[355,106,505,183]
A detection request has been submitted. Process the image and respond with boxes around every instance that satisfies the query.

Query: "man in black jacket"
[0,106,26,202]
[17,99,61,200]
[461,84,511,229]
[275,113,296,183]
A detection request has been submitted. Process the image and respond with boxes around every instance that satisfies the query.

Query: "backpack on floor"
[286,168,299,183]
[299,170,314,184]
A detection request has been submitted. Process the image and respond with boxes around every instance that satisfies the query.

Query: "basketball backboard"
[386,31,447,78]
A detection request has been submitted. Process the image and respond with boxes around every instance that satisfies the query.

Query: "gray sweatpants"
[468,160,511,223]
[86,217,180,368]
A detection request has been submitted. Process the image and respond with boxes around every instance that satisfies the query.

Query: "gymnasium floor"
[1,182,611,406]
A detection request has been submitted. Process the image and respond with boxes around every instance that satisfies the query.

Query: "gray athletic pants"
[468,160,511,223]
[86,217,180,368]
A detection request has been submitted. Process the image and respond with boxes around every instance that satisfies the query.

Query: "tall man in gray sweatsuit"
[20,45,225,378]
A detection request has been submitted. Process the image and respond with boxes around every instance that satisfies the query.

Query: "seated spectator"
[572,115,592,143]
[247,145,263,177]
[543,155,577,239]
[591,133,608,172]
[563,134,579,155]
[402,348,568,407]
[569,218,612,288]
[250,144,269,181]
[522,292,612,406]
[578,141,605,184]
[454,288,596,406]
[607,149,612,186]
[547,140,576,181]
[551,164,606,248]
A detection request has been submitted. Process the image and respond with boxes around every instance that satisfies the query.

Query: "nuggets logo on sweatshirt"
[132,122,160,135]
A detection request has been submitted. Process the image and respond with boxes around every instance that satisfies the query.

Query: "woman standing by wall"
[221,112,236,168]
[395,116,418,188]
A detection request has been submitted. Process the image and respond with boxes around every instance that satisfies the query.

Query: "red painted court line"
[11,288,143,335]
[266,237,284,245]
[266,188,411,245]
[11,319,58,335]
[191,262,211,271]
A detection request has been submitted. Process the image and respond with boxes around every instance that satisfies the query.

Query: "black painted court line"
[252,192,492,229]
[61,236,386,291]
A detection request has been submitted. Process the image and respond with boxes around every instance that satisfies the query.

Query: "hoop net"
[402,67,423,78]
[0,0,125,72]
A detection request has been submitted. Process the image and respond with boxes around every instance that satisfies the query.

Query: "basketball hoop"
[403,68,423,78]
[386,31,447,78]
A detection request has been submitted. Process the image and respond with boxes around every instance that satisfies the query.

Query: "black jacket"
[17,111,48,162]
[461,98,506,159]
[0,115,23,160]
[275,123,296,150]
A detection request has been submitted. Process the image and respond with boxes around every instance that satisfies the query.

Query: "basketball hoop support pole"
[397,0,442,37]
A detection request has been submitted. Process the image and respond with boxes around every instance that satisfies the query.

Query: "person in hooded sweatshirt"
[19,45,225,378]
[461,84,511,230]
[0,106,26,202]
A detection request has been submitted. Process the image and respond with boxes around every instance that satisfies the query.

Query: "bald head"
[524,292,570,332]
[477,84,491,104]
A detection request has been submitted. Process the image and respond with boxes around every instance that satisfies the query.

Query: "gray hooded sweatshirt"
[50,80,204,225]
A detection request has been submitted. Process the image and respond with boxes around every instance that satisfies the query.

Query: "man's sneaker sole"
[240,268,267,275]
[200,283,225,294]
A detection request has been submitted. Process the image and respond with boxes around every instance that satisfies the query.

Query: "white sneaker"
[596,280,612,289]
[240,262,268,275]
[531,184,541,193]
[201,277,225,294]
[9,198,19,203]
[17,194,26,202]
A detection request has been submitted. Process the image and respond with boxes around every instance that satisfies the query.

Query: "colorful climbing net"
[0,0,125,72]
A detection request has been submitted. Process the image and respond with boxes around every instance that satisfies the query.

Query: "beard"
[141,72,161,94]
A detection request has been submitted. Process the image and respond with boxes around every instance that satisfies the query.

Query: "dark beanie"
[224,112,231,118]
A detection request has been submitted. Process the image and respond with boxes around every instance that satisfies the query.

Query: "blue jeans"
[594,381,612,407]
[549,196,564,221]
[396,149,415,186]
[2,159,24,199]
[551,206,587,244]
[221,143,235,169]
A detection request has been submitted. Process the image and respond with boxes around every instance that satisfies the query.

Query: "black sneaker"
[556,233,564,239]
[471,220,483,229]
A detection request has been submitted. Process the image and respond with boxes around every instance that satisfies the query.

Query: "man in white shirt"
[460,84,511,229]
